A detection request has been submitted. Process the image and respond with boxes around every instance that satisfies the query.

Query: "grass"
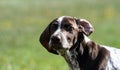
[0,0,120,70]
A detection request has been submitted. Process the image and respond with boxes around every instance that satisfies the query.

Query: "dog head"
[40,16,94,54]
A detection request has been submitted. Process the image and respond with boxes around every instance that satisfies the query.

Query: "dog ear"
[76,19,94,36]
[39,21,58,55]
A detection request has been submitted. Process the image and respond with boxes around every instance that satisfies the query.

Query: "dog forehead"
[57,16,65,23]
[57,16,76,25]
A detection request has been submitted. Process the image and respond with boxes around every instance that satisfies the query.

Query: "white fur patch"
[53,16,64,35]
[57,16,65,24]
[102,45,120,70]
[84,35,91,43]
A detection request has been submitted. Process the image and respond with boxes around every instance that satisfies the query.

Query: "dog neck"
[58,34,90,70]
[58,49,80,70]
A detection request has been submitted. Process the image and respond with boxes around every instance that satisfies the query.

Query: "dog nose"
[51,35,61,43]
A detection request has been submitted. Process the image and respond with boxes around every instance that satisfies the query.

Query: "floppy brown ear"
[39,23,58,55]
[76,19,94,36]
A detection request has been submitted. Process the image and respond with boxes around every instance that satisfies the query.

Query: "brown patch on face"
[62,17,79,30]
[59,17,79,49]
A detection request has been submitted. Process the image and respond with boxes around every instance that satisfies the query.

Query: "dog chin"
[50,44,62,50]
[52,45,70,51]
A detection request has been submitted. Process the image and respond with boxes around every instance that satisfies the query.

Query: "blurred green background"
[0,0,120,70]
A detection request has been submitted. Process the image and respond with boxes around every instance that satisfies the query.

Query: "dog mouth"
[49,40,70,50]
[50,43,63,50]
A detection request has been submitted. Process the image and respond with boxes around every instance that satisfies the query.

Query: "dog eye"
[64,24,74,32]
[67,26,73,30]
[51,22,58,28]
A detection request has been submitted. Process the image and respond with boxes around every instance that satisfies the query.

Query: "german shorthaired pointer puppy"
[40,16,120,70]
